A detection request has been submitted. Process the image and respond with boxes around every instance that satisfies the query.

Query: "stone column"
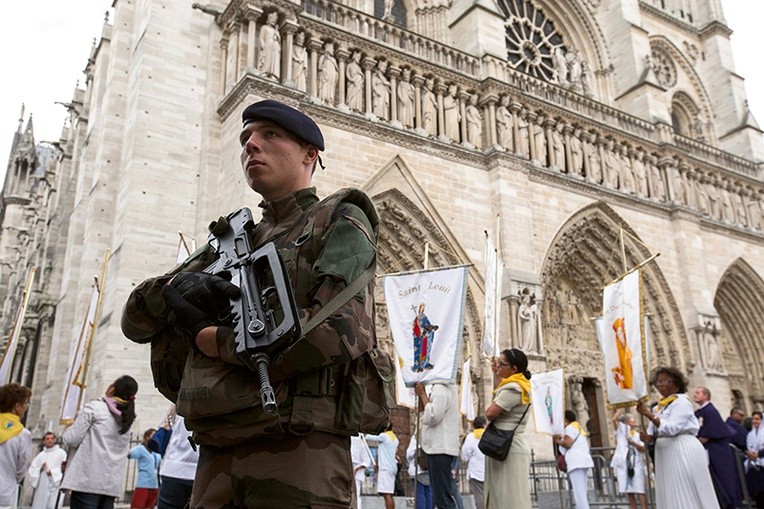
[563,123,573,174]
[543,117,555,168]
[247,18,257,69]
[282,21,298,84]
[389,66,401,126]
[459,90,469,145]
[362,57,375,117]
[308,38,322,98]
[527,111,538,162]
[336,46,350,108]
[220,37,229,92]
[484,94,498,148]
[509,100,522,156]
[412,75,424,133]
[435,83,446,138]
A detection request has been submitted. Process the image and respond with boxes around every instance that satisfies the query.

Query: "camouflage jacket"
[121,187,379,445]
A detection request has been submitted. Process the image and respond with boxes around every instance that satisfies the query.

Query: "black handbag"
[478,404,530,461]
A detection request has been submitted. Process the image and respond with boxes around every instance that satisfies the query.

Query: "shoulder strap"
[301,265,375,336]
[512,404,531,433]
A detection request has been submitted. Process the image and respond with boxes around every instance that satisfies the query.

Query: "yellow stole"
[0,413,23,444]
[570,421,588,436]
[473,428,485,439]
[494,373,531,404]
[657,395,678,412]
[385,430,397,442]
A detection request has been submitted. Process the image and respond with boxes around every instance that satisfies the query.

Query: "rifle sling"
[301,264,375,337]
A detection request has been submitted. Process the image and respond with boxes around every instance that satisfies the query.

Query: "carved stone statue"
[496,95,513,150]
[585,137,601,183]
[619,147,635,194]
[603,141,619,189]
[695,178,709,214]
[551,121,565,170]
[633,150,649,198]
[567,50,583,93]
[422,78,438,136]
[721,187,734,222]
[734,192,749,227]
[443,84,460,142]
[532,117,546,164]
[516,109,530,158]
[345,50,364,112]
[465,94,482,147]
[569,377,590,432]
[258,12,281,79]
[673,169,687,205]
[700,327,723,372]
[372,60,391,119]
[648,157,666,201]
[706,181,720,219]
[397,68,416,128]
[318,42,338,105]
[291,31,308,92]
[553,47,569,85]
[581,61,593,97]
[568,129,583,176]
[747,192,762,231]
[518,292,538,352]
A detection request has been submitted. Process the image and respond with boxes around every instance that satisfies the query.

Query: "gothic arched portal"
[539,202,688,441]
[714,258,764,410]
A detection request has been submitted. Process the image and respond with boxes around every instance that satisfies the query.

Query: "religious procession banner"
[0,267,37,384]
[482,233,503,358]
[395,354,416,408]
[383,265,469,386]
[530,368,564,435]
[598,270,649,406]
[60,249,110,424]
[460,357,475,420]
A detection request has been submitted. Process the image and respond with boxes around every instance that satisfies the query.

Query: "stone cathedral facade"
[1,0,763,452]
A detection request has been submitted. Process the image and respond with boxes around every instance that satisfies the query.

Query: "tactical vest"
[167,188,394,446]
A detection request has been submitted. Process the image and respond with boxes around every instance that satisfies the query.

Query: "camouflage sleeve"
[224,202,377,381]
[121,275,174,344]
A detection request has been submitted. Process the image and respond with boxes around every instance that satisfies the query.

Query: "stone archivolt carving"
[651,48,677,88]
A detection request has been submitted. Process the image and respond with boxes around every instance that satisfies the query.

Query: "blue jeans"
[412,480,433,509]
[158,476,194,509]
[69,491,115,509]
[426,454,461,509]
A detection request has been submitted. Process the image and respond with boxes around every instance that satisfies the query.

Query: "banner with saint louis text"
[530,369,564,435]
[598,270,649,406]
[383,266,468,386]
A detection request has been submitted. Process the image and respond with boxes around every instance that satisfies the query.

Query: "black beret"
[242,100,324,151]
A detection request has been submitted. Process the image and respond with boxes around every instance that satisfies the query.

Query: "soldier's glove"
[161,284,214,350]
[167,272,240,319]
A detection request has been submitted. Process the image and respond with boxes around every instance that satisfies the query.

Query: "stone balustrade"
[215,0,763,235]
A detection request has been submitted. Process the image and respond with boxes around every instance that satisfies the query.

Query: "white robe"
[28,445,67,509]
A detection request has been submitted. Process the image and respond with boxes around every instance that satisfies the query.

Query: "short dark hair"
[143,428,156,440]
[0,383,31,413]
[730,407,744,417]
[753,411,763,419]
[649,366,688,393]
[473,416,486,429]
[43,431,56,440]
[565,410,576,423]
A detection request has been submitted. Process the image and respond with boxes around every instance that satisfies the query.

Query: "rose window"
[497,0,565,81]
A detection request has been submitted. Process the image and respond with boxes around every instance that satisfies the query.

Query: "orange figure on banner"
[611,318,634,389]
[412,302,439,372]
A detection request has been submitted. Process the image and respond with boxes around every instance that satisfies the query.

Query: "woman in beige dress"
[484,348,532,508]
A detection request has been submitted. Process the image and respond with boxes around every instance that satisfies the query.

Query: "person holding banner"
[484,348,532,509]
[60,375,138,509]
[555,410,594,509]
[610,410,647,509]
[0,383,32,509]
[636,367,720,509]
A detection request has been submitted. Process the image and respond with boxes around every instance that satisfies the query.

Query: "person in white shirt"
[28,432,67,509]
[154,409,198,509]
[745,411,764,509]
[555,410,594,509]
[415,382,463,509]
[351,435,372,509]
[460,416,486,509]
[406,435,432,509]
[610,410,647,509]
[371,426,399,509]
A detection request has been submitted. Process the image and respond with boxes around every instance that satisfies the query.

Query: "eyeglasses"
[654,379,673,386]
[496,360,510,367]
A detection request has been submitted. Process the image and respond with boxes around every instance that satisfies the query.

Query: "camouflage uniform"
[122,187,378,508]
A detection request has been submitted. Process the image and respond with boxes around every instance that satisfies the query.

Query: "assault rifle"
[203,208,301,414]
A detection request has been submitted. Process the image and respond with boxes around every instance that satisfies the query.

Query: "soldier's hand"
[162,284,214,349]
[167,272,240,318]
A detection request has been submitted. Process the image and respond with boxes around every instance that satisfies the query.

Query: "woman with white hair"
[611,409,647,509]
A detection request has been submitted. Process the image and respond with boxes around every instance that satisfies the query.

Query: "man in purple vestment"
[726,407,749,451]
[694,387,743,509]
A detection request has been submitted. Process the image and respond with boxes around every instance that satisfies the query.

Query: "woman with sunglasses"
[636,367,719,509]
[483,348,532,509]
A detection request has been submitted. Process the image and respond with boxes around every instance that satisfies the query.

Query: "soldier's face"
[240,121,316,201]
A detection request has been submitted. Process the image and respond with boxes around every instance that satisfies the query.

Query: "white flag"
[460,357,475,420]
[383,266,469,386]
[599,270,648,405]
[530,369,564,435]
[483,234,503,357]
[0,268,36,384]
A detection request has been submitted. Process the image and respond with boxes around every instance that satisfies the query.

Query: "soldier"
[121,99,387,508]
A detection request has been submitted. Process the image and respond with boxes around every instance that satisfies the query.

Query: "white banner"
[384,266,468,386]
[0,268,36,384]
[60,283,101,424]
[599,270,648,406]
[460,357,475,420]
[482,234,503,358]
[395,354,416,408]
[530,369,565,435]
